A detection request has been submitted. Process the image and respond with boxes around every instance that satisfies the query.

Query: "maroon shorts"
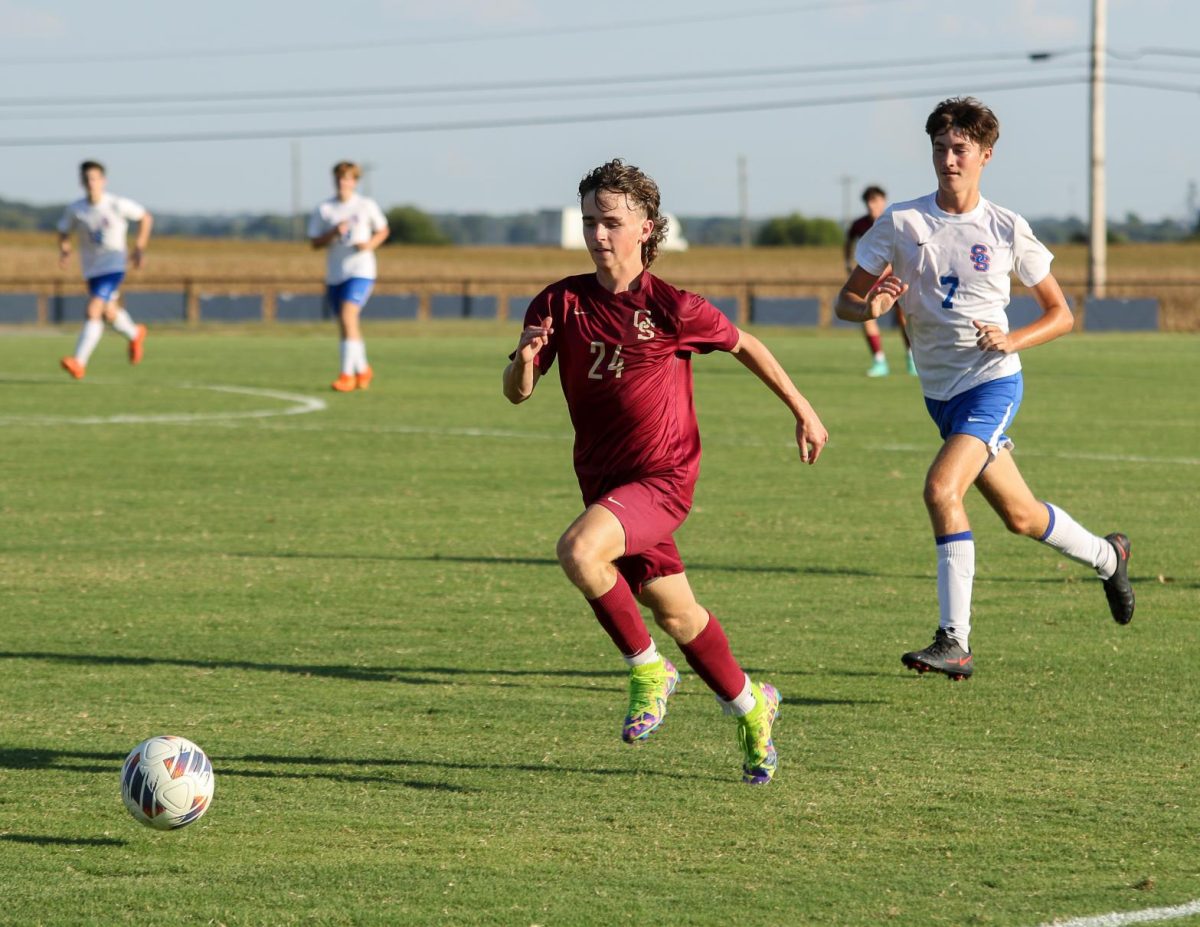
[592,478,692,594]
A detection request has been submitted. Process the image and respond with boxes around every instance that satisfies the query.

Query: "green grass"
[0,325,1197,926]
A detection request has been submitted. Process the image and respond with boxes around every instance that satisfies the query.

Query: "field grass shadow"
[0,746,723,787]
[0,834,128,847]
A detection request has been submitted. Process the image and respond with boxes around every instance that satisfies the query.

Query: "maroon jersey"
[846,213,875,242]
[523,272,739,503]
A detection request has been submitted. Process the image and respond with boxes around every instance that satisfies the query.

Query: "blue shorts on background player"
[835,96,1135,680]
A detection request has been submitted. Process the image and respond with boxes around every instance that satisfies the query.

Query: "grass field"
[0,325,1197,926]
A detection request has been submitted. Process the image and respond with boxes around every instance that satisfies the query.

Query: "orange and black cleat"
[331,373,357,392]
[128,324,147,365]
[60,356,86,380]
[902,628,974,681]
[355,366,374,391]
[1102,533,1134,625]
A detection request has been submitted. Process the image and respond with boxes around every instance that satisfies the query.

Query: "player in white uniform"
[56,161,153,379]
[835,97,1134,679]
[308,161,390,392]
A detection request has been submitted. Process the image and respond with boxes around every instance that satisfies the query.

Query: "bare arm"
[356,226,390,252]
[835,264,908,323]
[503,317,553,404]
[973,273,1073,355]
[729,329,829,464]
[310,222,347,250]
[131,211,153,270]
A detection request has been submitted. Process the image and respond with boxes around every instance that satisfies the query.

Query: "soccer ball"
[120,735,215,830]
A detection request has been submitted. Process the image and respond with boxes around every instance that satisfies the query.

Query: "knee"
[1001,503,1046,538]
[923,475,961,514]
[556,529,598,575]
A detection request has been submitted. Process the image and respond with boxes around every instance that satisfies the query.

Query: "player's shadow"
[0,746,723,787]
[0,650,625,687]
[0,834,127,847]
[229,549,889,579]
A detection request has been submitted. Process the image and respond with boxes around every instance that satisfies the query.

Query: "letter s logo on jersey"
[633,308,656,341]
[970,244,990,272]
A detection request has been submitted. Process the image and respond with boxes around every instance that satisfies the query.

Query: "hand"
[973,320,1013,354]
[58,249,71,270]
[131,246,145,270]
[865,274,908,319]
[336,221,350,239]
[795,404,829,465]
[516,317,553,364]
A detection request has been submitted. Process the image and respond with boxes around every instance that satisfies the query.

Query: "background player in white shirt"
[308,161,390,392]
[56,161,152,379]
[835,97,1134,679]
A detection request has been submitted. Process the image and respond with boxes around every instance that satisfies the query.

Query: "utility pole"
[290,140,303,242]
[1088,0,1107,297]
[839,174,854,231]
[737,154,750,248]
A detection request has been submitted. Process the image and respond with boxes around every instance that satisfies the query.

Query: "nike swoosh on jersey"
[605,497,625,508]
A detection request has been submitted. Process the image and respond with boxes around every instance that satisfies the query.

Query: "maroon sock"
[679,612,745,701]
[866,332,883,355]
[586,574,652,658]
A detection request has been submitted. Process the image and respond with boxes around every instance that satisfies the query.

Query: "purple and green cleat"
[621,658,679,743]
[737,681,781,785]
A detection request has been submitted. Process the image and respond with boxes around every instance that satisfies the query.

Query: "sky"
[1,0,1198,224]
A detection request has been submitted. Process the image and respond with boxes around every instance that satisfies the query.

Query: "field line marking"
[1034,898,1200,927]
[0,382,326,425]
[246,422,1197,465]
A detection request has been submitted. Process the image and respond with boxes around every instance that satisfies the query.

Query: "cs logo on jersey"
[633,308,656,341]
[970,244,990,272]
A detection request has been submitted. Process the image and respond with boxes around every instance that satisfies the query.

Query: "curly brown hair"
[925,97,1000,150]
[578,159,669,267]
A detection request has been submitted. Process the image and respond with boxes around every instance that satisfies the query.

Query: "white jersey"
[307,194,389,285]
[57,193,147,280]
[856,192,1054,401]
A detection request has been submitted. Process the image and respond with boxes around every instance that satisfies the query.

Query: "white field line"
[1034,898,1200,927]
[0,382,326,425]
[250,422,1198,466]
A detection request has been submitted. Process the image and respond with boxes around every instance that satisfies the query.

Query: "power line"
[0,62,1086,124]
[0,76,1087,149]
[1106,76,1200,94]
[0,48,1084,109]
[0,0,908,67]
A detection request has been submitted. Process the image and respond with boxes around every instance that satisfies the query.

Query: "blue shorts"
[925,372,1023,458]
[87,272,125,301]
[326,277,374,312]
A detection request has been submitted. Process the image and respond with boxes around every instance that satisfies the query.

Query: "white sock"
[339,340,354,375]
[74,320,104,365]
[873,350,886,362]
[936,533,974,651]
[624,639,659,668]
[110,308,138,339]
[1039,502,1117,579]
[348,339,368,374]
[719,674,756,717]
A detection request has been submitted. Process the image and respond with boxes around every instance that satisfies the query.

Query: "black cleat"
[901,628,974,680]
[1102,532,1134,625]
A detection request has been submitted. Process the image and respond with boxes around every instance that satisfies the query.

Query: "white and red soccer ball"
[120,735,214,830]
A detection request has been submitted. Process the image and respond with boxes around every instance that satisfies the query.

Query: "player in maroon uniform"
[503,159,828,784]
[844,186,914,377]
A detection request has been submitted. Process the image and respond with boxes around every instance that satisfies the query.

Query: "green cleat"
[621,658,679,743]
[906,352,918,376]
[737,682,781,785]
[866,358,890,378]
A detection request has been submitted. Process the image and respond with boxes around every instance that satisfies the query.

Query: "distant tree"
[756,213,842,246]
[385,206,450,245]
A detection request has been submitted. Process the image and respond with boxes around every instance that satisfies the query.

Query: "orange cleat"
[331,373,357,392]
[128,324,147,365]
[60,356,86,380]
[355,366,374,391]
